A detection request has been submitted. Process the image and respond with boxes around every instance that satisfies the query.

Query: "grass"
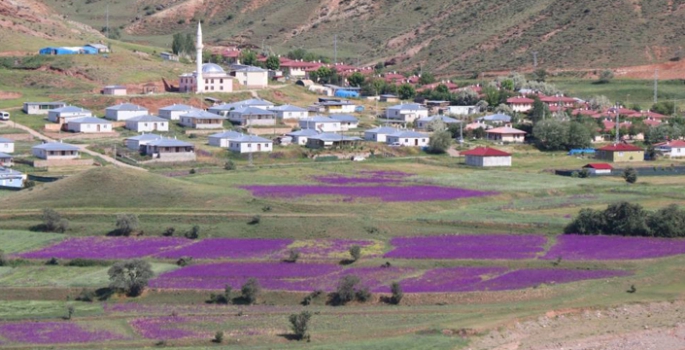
[0,230,65,254]
[553,78,685,110]
[0,300,103,320]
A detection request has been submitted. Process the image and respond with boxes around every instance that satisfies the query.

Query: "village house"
[595,143,644,162]
[364,126,401,143]
[478,113,512,124]
[312,98,357,114]
[416,115,460,131]
[330,115,359,130]
[287,129,320,145]
[144,138,196,161]
[654,140,685,158]
[102,85,127,96]
[0,137,15,153]
[158,104,201,121]
[486,126,527,143]
[160,52,179,62]
[66,117,113,133]
[32,142,80,160]
[124,133,162,151]
[227,107,276,126]
[227,134,273,154]
[540,95,577,108]
[299,116,342,133]
[385,103,429,123]
[85,43,109,53]
[179,110,226,129]
[306,133,362,149]
[105,103,148,121]
[125,115,169,132]
[582,163,613,175]
[506,96,535,113]
[386,131,430,147]
[208,130,243,148]
[379,94,400,103]
[271,105,309,120]
[47,106,93,124]
[231,65,269,88]
[0,153,13,167]
[0,167,26,189]
[23,102,67,115]
[445,105,478,115]
[462,147,512,167]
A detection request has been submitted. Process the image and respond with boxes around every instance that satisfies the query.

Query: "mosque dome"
[201,63,225,74]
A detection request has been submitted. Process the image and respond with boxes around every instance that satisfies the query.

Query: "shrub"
[185,225,200,239]
[224,160,235,170]
[45,257,59,265]
[108,259,154,297]
[162,227,175,237]
[428,131,452,153]
[301,290,323,305]
[597,69,614,84]
[66,305,75,320]
[248,215,261,225]
[390,282,403,305]
[622,167,638,184]
[564,208,605,235]
[115,214,139,236]
[355,286,371,302]
[76,288,95,302]
[284,249,300,263]
[66,258,110,267]
[189,168,196,174]
[224,285,232,304]
[289,311,313,341]
[42,208,69,233]
[241,278,261,304]
[212,331,224,343]
[333,275,360,305]
[349,245,361,262]
[0,249,6,266]
[176,256,192,266]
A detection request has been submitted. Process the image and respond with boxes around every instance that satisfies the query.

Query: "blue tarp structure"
[568,148,596,155]
[335,90,360,98]
[39,46,98,55]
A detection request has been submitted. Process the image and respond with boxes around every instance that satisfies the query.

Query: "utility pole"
[615,102,620,144]
[334,34,337,64]
[532,51,538,68]
[654,69,658,104]
[105,2,109,40]
[248,114,253,167]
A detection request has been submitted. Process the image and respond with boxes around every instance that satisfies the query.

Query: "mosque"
[178,23,233,93]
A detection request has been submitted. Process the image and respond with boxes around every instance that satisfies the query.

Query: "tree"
[289,311,313,341]
[115,214,139,236]
[285,249,300,263]
[495,103,514,116]
[397,83,416,100]
[241,278,261,304]
[566,122,593,149]
[428,130,452,153]
[499,79,514,91]
[0,249,6,266]
[588,95,612,110]
[418,72,435,85]
[42,208,69,233]
[603,201,649,236]
[240,49,258,66]
[647,204,685,238]
[66,305,75,320]
[347,72,365,87]
[597,70,614,84]
[390,282,403,305]
[265,55,280,70]
[644,124,670,144]
[622,167,638,184]
[453,88,479,106]
[651,101,675,116]
[108,259,154,297]
[564,208,606,234]
[183,33,195,57]
[213,331,224,343]
[171,33,185,55]
[334,275,360,305]
[530,96,549,124]
[349,245,361,262]
[185,225,200,239]
[532,119,569,151]
[482,86,500,108]
[532,68,547,82]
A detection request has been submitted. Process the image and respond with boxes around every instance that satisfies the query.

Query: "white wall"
[385,109,428,122]
[126,121,169,132]
[0,142,14,153]
[32,149,79,160]
[277,111,309,119]
[229,141,272,153]
[159,110,193,120]
[466,155,511,167]
[299,121,341,132]
[208,137,230,148]
[386,136,429,147]
[105,109,148,121]
[68,123,113,133]
[48,111,91,123]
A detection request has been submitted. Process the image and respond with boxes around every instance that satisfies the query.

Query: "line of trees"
[565,202,685,237]
[171,33,196,57]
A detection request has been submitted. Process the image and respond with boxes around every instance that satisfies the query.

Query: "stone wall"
[33,159,94,168]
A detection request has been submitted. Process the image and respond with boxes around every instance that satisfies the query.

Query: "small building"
[160,52,179,62]
[314,99,357,114]
[478,113,512,124]
[582,163,613,174]
[125,115,169,132]
[32,142,80,160]
[386,131,430,147]
[330,115,359,130]
[23,102,67,115]
[299,116,341,133]
[0,167,26,188]
[306,133,362,149]
[208,130,243,148]
[0,153,13,167]
[237,98,275,110]
[0,137,15,153]
[462,147,512,167]
[105,103,149,121]
[144,138,196,162]
[595,143,644,162]
[486,126,527,143]
[271,105,309,120]
[47,106,93,124]
[416,115,461,131]
[228,134,273,154]
[85,43,109,53]
[446,105,478,115]
[364,126,401,143]
[506,96,535,113]
[179,110,226,129]
[124,133,163,151]
[66,117,113,133]
[287,129,320,146]
[379,94,400,103]
[227,107,276,126]
[180,63,234,93]
[102,85,127,96]
[158,104,201,121]
[385,103,429,123]
[39,46,97,55]
[232,65,269,88]
[654,140,685,158]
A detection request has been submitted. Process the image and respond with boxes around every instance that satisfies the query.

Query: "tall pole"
[532,51,538,68]
[248,114,253,167]
[196,23,204,94]
[105,3,109,40]
[654,69,658,104]
[615,102,620,144]
[334,34,337,64]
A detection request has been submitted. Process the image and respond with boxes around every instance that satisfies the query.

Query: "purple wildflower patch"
[385,235,547,260]
[463,268,630,291]
[17,237,191,260]
[312,171,412,185]
[0,322,128,344]
[398,267,508,293]
[130,316,209,340]
[544,235,685,260]
[240,185,494,202]
[155,238,292,259]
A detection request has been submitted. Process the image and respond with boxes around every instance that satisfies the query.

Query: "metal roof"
[209,131,243,139]
[365,127,401,134]
[126,115,167,122]
[479,113,512,122]
[159,104,200,111]
[68,117,112,124]
[32,142,80,151]
[418,115,460,123]
[147,139,194,147]
[308,133,362,141]
[287,129,320,137]
[271,104,307,112]
[0,137,15,143]
[387,103,427,111]
[0,152,12,158]
[388,131,428,138]
[300,116,338,123]
[50,106,91,113]
[330,114,359,122]
[125,133,163,141]
[230,107,275,115]
[181,110,226,119]
[106,103,147,111]
[231,135,273,143]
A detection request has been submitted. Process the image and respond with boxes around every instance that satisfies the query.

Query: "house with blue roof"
[299,116,342,133]
[32,142,80,160]
[0,167,26,189]
[159,104,201,120]
[478,113,512,124]
[363,126,401,143]
[386,130,430,147]
[227,107,276,126]
[125,115,169,132]
[416,115,461,131]
[144,138,196,162]
[0,137,14,154]
[208,130,243,148]
[0,152,13,167]
[105,103,149,121]
[179,111,226,129]
[47,106,92,124]
[287,129,320,146]
[66,117,113,133]
[306,133,362,149]
[124,133,163,151]
[227,134,273,154]
[232,65,269,88]
[271,104,309,120]
[330,115,359,130]
[385,103,429,123]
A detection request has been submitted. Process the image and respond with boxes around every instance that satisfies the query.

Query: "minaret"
[196,22,204,93]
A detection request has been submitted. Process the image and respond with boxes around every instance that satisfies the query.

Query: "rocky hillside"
[26,0,685,75]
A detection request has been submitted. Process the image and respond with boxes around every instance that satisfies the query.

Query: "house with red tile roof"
[654,140,685,158]
[595,143,644,162]
[506,96,535,112]
[539,95,577,108]
[486,126,527,143]
[582,163,613,174]
[462,147,512,167]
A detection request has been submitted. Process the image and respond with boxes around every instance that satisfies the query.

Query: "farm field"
[1,158,685,349]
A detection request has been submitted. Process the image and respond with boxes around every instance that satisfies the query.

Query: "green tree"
[532,68,547,82]
[597,70,614,84]
[500,79,514,91]
[622,167,638,184]
[265,55,280,70]
[651,101,675,115]
[428,130,452,153]
[418,72,435,85]
[240,49,258,66]
[289,311,313,341]
[564,208,606,234]
[530,96,549,124]
[347,72,365,87]
[647,204,685,238]
[566,122,593,149]
[42,208,69,233]
[183,33,195,57]
[482,86,500,108]
[349,245,361,262]
[390,282,403,305]
[171,33,185,55]
[603,201,649,236]
[115,214,139,236]
[453,88,479,105]
[334,275,361,305]
[241,278,261,304]
[0,249,6,266]
[589,95,612,110]
[532,119,569,151]
[397,83,416,100]
[108,259,154,297]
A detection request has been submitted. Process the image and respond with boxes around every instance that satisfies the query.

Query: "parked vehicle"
[0,111,9,120]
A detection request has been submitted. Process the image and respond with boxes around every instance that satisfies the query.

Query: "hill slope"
[32,0,685,75]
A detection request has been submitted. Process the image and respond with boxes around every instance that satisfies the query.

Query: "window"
[618,152,624,156]
[220,79,223,83]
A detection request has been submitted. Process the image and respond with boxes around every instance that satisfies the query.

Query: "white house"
[158,104,201,121]
[227,107,276,126]
[655,140,685,158]
[385,103,429,123]
[0,153,13,167]
[0,137,15,153]
[462,147,512,167]
[486,126,526,143]
[179,63,234,93]
[330,115,359,130]
[66,117,113,133]
[478,113,512,124]
[125,115,169,132]
[506,97,535,113]
[32,142,80,160]
[23,102,67,115]
[179,110,226,129]
[144,138,196,162]
[237,98,275,110]
[232,65,269,88]
[314,99,357,114]
[446,105,478,115]
[416,115,461,130]
[299,116,341,133]
[364,126,401,143]
[208,130,243,147]
[105,103,148,121]
[102,85,127,96]
[47,106,92,124]
[306,133,362,149]
[582,163,613,174]
[386,131,429,147]
[124,133,163,151]
[228,134,273,154]
[0,167,26,188]
[287,129,319,146]
[271,105,309,120]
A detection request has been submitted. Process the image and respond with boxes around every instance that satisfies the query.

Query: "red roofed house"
[462,147,512,167]
[595,143,644,162]
[486,126,527,143]
[655,140,685,158]
[540,95,577,108]
[506,96,535,113]
[582,163,613,175]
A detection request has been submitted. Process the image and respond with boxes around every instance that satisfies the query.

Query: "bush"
[563,202,685,237]
[647,204,685,238]
[115,214,139,236]
[45,257,59,265]
[331,275,370,305]
[42,208,69,233]
[390,282,403,305]
[428,131,452,154]
[349,245,361,262]
[224,160,235,170]
[241,278,261,304]
[176,256,192,266]
[185,225,200,239]
[597,70,614,84]
[0,249,6,266]
[108,259,154,297]
[76,288,95,302]
[622,167,638,184]
[248,215,261,225]
[289,311,312,341]
[301,290,323,305]
[162,227,175,237]
[66,258,110,267]
[66,305,75,320]
[355,287,371,302]
[212,331,224,343]
[284,249,300,263]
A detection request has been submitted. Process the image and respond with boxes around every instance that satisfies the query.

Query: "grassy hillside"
[34,0,685,75]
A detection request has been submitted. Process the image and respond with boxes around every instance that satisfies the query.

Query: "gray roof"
[300,116,338,123]
[388,103,427,111]
[238,98,274,106]
[106,103,147,111]
[32,142,80,151]
[159,104,200,112]
[25,102,65,106]
[330,114,358,123]
[235,66,267,73]
[209,130,243,139]
[231,107,275,115]
[104,85,126,89]
[125,133,162,141]
[51,106,91,113]
[0,167,23,177]
[87,43,108,50]
[271,104,307,112]
[365,126,400,134]
[0,137,14,143]
[126,115,167,122]
[231,135,273,143]
[418,115,461,123]
[68,117,112,124]
[287,129,320,137]
[479,113,512,122]
[208,102,242,112]
[389,131,428,138]
[0,152,12,158]
[147,139,194,147]
[181,110,226,119]
[309,133,362,142]
[318,101,354,106]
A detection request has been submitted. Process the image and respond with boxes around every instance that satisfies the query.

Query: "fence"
[555,165,685,177]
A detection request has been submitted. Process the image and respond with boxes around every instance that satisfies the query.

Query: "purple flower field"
[398,267,508,293]
[385,235,547,260]
[464,268,630,291]
[312,171,413,185]
[130,316,212,340]
[0,322,129,344]
[544,235,685,260]
[239,185,493,202]
[16,237,191,260]
[155,238,292,259]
